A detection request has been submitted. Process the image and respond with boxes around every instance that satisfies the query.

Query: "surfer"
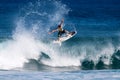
[49,19,69,40]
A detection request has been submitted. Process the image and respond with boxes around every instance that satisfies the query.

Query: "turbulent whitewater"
[0,0,120,71]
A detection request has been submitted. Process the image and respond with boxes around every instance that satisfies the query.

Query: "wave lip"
[22,49,120,71]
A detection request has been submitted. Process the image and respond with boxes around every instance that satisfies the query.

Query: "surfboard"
[53,31,77,45]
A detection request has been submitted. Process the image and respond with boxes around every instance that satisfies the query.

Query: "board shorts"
[58,30,66,37]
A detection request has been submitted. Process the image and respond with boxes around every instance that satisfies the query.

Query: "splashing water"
[0,0,119,70]
[0,0,75,70]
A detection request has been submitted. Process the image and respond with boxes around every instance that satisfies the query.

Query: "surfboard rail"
[53,31,77,45]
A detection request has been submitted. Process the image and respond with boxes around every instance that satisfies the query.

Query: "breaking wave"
[0,0,120,71]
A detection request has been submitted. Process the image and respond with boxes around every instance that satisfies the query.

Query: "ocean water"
[0,0,120,79]
[0,70,120,80]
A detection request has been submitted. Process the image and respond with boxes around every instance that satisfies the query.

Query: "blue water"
[0,0,120,79]
[0,70,120,80]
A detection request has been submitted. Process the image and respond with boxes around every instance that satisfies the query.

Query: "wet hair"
[58,25,61,28]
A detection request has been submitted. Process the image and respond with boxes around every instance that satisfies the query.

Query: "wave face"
[0,0,120,71]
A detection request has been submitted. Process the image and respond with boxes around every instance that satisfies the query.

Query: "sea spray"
[0,0,71,70]
[0,0,120,70]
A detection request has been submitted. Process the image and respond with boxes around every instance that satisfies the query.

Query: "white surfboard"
[53,31,77,45]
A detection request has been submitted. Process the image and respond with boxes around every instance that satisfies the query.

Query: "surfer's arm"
[48,29,58,34]
[59,18,64,26]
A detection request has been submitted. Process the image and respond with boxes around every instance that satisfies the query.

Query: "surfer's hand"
[48,32,51,34]
[61,18,64,22]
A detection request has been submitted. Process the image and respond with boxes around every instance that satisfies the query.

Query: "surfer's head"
[58,25,61,28]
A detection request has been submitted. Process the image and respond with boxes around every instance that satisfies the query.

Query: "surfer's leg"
[63,30,70,36]
[58,31,62,41]
[65,30,69,34]
[58,32,60,37]
[62,30,65,33]
[61,30,68,34]
[58,31,62,37]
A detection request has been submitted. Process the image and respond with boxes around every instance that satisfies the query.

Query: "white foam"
[0,0,72,69]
